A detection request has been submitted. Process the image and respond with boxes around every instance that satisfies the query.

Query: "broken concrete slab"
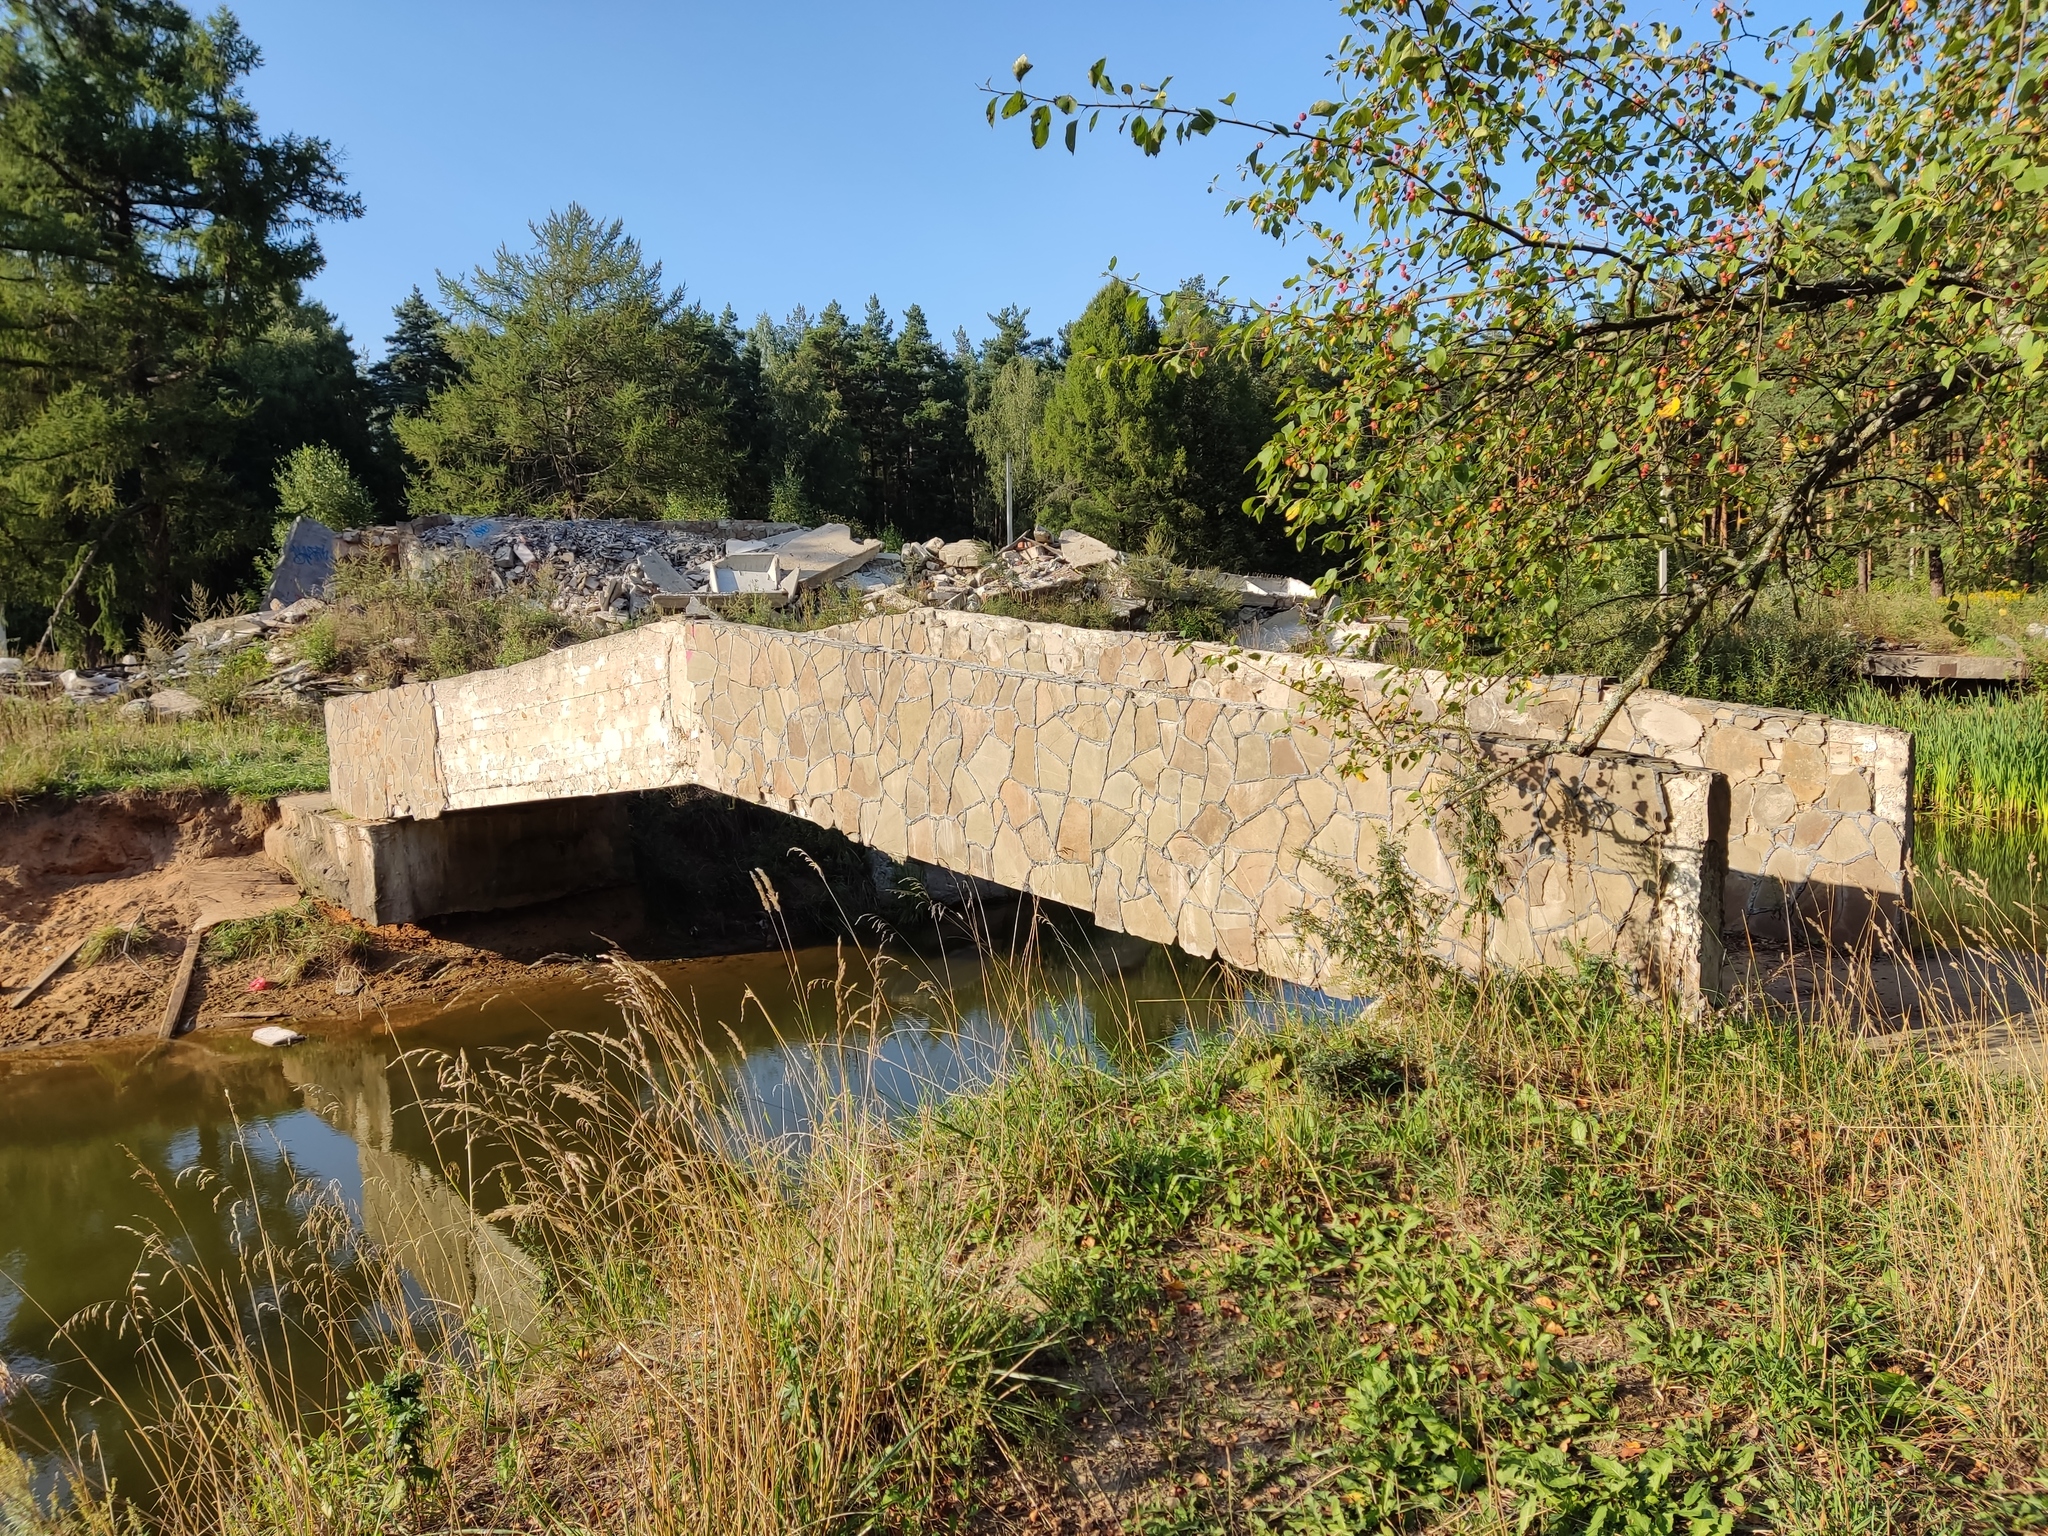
[772,523,885,589]
[637,552,691,594]
[1231,573,1319,610]
[1234,607,1314,651]
[264,516,338,607]
[1055,530,1119,569]
[681,551,801,611]
[120,688,206,721]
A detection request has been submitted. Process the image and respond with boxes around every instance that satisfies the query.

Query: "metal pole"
[1658,547,1668,598]
[1004,454,1014,546]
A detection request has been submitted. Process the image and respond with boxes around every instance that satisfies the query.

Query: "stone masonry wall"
[856,613,1910,947]
[327,615,1728,999]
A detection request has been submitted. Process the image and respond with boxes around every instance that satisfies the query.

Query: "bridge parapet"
[849,611,1909,947]
[315,613,1738,1000]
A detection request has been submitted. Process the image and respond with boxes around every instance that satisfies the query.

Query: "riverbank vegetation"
[0,695,325,806]
[8,950,2046,1533]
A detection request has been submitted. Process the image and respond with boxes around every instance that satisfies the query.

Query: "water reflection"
[1913,819,2048,950]
[0,930,1239,1506]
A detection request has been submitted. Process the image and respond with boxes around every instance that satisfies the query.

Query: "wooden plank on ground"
[5,935,87,1011]
[158,929,206,1040]
[1862,652,2026,682]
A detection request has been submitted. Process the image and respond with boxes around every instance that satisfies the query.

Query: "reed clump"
[1847,683,2048,824]
[8,937,2048,1532]
[202,900,367,983]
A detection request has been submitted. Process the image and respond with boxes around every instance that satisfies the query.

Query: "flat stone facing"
[845,612,1908,948]
[327,684,446,821]
[327,613,1730,1000]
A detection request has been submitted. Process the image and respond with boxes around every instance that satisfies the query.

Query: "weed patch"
[203,900,366,982]
[310,552,598,687]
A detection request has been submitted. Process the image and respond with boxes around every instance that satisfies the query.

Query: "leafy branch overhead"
[994,0,2048,742]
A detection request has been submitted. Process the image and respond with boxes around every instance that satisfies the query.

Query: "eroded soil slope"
[0,792,582,1050]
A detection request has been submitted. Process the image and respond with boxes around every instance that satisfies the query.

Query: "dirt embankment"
[0,791,589,1052]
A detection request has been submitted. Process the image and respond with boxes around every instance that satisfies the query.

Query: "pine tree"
[1034,280,1296,571]
[0,0,360,646]
[396,206,748,520]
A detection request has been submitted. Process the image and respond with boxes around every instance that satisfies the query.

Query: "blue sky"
[227,1,1342,361]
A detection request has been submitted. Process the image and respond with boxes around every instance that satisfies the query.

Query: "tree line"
[0,2,1305,663]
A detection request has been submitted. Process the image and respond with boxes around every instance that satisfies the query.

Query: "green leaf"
[1031,103,1051,149]
[1001,90,1027,119]
[1065,120,1078,154]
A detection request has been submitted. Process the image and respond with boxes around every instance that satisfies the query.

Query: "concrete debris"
[1055,529,1120,569]
[4,595,334,709]
[251,1024,307,1047]
[119,688,206,721]
[692,551,801,611]
[264,516,337,607]
[0,512,1334,715]
[400,515,806,622]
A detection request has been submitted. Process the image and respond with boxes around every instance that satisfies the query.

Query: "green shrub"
[1122,530,1242,642]
[204,900,366,982]
[192,644,273,711]
[291,613,340,672]
[1559,600,1868,713]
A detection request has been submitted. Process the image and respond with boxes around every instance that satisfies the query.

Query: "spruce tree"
[370,288,463,421]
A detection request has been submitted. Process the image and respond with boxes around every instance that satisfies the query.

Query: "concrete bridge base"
[267,792,634,928]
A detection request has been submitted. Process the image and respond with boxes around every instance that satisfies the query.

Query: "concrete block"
[268,792,633,927]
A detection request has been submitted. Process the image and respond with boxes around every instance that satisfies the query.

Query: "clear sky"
[225,0,1342,361]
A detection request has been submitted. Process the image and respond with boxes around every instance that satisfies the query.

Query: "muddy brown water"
[0,930,1268,1509]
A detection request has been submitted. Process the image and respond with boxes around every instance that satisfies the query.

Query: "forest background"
[0,1,1306,665]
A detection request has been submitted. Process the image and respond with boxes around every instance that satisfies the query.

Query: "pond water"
[1911,819,2048,948]
[0,927,1260,1508]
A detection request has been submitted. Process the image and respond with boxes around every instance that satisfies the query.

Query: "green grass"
[1844,684,2048,825]
[0,696,328,804]
[16,956,2047,1534]
[713,583,872,632]
[76,919,154,968]
[203,899,366,981]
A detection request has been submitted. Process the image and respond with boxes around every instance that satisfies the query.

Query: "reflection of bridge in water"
[282,1044,543,1341]
[274,935,1253,1335]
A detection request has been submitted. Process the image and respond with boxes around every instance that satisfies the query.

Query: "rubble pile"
[0,597,333,713]
[0,514,1330,716]
[904,528,1117,611]
[394,516,803,620]
[899,527,1322,648]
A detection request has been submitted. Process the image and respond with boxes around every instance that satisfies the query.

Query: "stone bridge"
[274,611,1914,1002]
